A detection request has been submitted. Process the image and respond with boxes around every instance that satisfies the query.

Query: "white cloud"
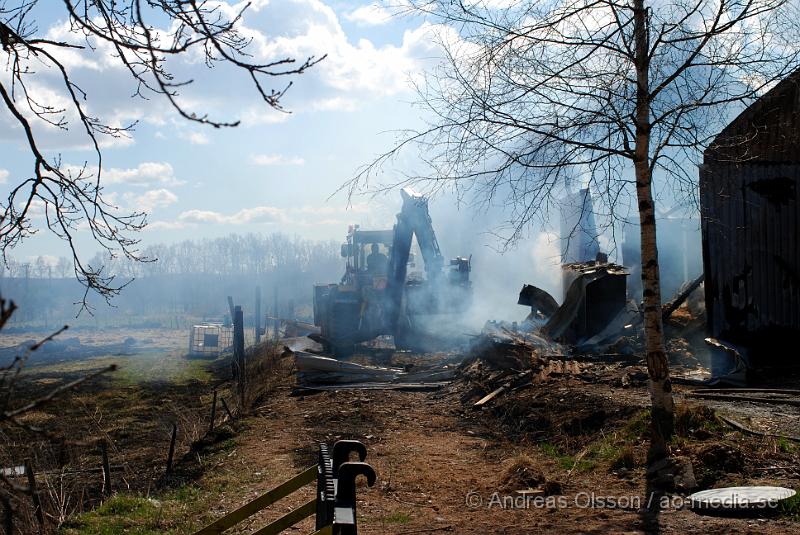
[311,96,360,112]
[250,154,306,166]
[8,0,448,149]
[126,188,179,213]
[0,169,8,184]
[178,206,286,225]
[20,199,47,219]
[240,0,448,98]
[147,220,187,230]
[240,106,292,126]
[345,4,394,26]
[188,132,210,145]
[101,162,184,187]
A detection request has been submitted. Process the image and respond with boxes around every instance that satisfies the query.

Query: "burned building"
[700,71,800,364]
[542,261,628,344]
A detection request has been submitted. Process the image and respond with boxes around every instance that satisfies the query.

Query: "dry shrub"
[610,446,637,471]
[241,341,293,408]
[674,403,720,438]
[498,454,545,492]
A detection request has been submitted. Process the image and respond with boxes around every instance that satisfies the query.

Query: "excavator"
[313,188,472,355]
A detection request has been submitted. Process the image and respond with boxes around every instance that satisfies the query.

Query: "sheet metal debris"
[291,350,456,392]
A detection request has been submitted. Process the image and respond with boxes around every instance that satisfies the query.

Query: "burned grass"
[0,328,275,533]
[448,347,800,508]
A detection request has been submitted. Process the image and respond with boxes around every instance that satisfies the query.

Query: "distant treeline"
[0,233,343,328]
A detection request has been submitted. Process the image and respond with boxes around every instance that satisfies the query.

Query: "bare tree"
[348,0,800,460]
[1,1,323,309]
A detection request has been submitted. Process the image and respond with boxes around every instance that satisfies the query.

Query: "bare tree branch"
[1,1,323,310]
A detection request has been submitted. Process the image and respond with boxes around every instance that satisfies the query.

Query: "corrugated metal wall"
[700,162,800,358]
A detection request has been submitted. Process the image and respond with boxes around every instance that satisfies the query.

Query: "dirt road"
[201,379,799,534]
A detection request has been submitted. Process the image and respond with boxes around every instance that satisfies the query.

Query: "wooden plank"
[474,385,507,407]
[662,273,704,321]
[251,498,317,535]
[686,392,800,407]
[192,465,317,535]
[292,382,448,395]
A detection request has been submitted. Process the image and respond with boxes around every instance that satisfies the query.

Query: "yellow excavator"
[313,188,472,355]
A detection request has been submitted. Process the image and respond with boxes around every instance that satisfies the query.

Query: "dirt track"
[200,371,800,534]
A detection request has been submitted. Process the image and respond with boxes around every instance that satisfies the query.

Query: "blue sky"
[1,0,712,318]
[0,1,457,261]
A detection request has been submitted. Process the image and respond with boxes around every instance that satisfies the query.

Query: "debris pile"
[290,349,457,394]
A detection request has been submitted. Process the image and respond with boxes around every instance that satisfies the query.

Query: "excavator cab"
[340,227,393,289]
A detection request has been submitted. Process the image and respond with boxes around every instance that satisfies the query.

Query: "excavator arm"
[385,188,451,329]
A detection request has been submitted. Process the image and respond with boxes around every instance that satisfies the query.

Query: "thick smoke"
[425,194,562,330]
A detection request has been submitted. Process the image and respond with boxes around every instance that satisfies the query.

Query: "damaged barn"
[700,70,800,369]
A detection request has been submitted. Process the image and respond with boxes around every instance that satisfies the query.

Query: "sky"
[0,0,570,318]
[0,0,707,319]
[0,1,456,258]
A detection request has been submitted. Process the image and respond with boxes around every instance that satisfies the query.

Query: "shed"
[700,71,800,363]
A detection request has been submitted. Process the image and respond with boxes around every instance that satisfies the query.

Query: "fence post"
[209,390,218,434]
[166,423,178,477]
[227,296,235,326]
[255,286,262,344]
[220,397,235,422]
[99,440,112,497]
[234,307,246,408]
[24,459,44,530]
[273,285,279,341]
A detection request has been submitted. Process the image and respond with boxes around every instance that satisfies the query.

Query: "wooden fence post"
[209,390,218,434]
[220,397,235,422]
[166,423,178,477]
[99,440,112,497]
[273,285,279,341]
[24,459,44,530]
[234,307,246,408]
[255,286,262,344]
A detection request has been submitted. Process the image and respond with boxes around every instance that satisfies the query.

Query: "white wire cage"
[188,323,233,356]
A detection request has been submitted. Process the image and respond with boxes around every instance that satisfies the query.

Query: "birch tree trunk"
[634,0,675,462]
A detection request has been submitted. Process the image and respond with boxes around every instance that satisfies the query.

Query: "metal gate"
[192,440,375,535]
